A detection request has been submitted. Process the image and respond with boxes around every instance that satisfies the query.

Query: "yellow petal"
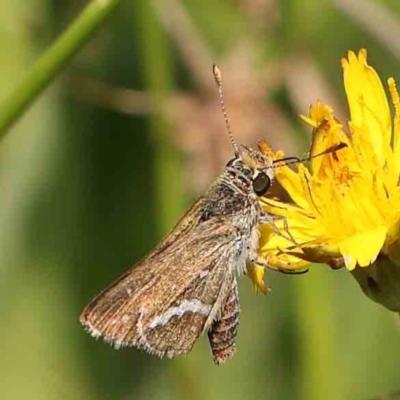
[246,263,268,294]
[310,118,350,177]
[274,165,312,211]
[300,100,332,128]
[338,226,387,270]
[342,49,391,164]
[388,77,400,178]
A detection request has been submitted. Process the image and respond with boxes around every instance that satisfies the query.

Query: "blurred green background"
[1,1,400,399]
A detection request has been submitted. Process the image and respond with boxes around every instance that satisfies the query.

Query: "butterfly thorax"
[200,170,257,223]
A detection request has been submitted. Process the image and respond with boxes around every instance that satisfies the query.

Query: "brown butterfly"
[80,66,346,364]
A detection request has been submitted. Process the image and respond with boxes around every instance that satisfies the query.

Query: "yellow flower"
[253,49,400,310]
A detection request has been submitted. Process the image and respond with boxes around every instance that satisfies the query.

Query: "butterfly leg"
[259,211,298,246]
[248,250,277,271]
[248,249,308,276]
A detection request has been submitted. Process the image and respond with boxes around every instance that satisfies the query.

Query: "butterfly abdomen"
[208,278,240,364]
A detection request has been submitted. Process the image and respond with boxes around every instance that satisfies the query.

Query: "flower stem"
[0,0,121,136]
[295,270,340,400]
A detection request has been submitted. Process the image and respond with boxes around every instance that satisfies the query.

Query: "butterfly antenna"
[272,142,347,168]
[213,64,240,157]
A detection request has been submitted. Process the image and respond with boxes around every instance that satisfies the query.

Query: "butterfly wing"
[80,216,245,358]
[80,195,207,338]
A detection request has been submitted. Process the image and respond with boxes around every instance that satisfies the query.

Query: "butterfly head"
[226,144,274,197]
[213,66,276,197]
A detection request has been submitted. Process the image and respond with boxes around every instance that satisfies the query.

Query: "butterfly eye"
[252,172,271,196]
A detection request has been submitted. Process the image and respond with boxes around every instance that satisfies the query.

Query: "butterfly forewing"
[80,213,242,358]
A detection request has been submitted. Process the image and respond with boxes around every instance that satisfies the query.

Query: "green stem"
[0,0,121,136]
[135,0,185,234]
[296,271,340,400]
